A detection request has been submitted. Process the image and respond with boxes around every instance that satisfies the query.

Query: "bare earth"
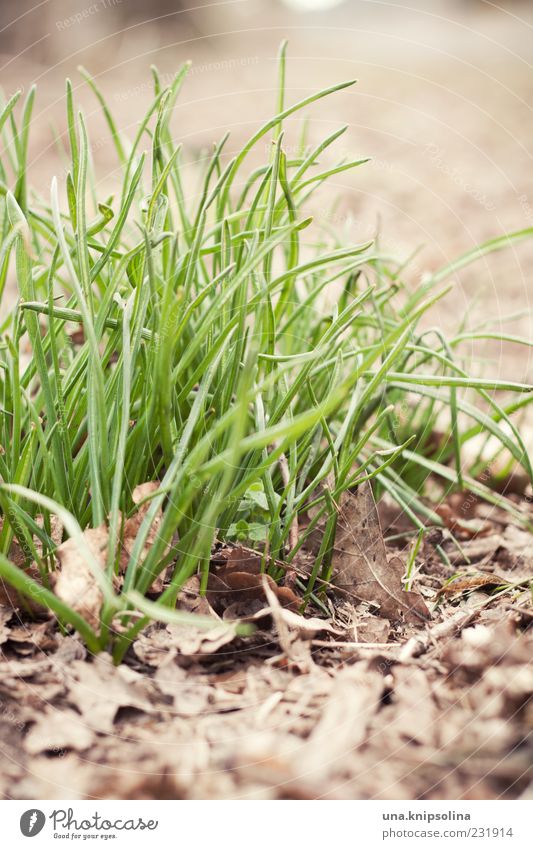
[1,485,532,801]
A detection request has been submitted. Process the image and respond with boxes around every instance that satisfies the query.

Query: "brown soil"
[1,488,532,801]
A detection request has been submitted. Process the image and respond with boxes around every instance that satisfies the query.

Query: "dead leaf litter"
[0,482,531,800]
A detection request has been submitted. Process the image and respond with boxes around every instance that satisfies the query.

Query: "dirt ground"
[1,488,532,800]
[1,0,532,800]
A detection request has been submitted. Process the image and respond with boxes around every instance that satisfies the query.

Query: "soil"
[1,487,532,801]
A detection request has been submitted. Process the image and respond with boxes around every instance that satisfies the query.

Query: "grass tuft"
[0,48,532,658]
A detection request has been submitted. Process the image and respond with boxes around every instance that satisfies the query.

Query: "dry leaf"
[445,525,533,580]
[25,708,93,754]
[178,575,214,617]
[385,665,439,747]
[154,663,212,717]
[120,482,169,593]
[52,525,109,629]
[261,577,322,670]
[254,583,339,639]
[299,664,383,772]
[66,653,154,733]
[51,481,166,629]
[3,620,58,655]
[0,605,12,646]
[207,546,300,615]
[0,533,46,613]
[442,622,531,675]
[436,502,491,539]
[437,572,507,599]
[356,616,391,644]
[331,483,430,624]
[133,620,239,666]
[167,622,239,657]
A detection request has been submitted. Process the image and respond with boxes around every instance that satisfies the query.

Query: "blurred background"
[1,0,533,379]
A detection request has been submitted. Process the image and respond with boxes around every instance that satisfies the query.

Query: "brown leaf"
[442,621,531,675]
[207,546,300,615]
[437,572,508,599]
[444,525,533,580]
[133,620,239,666]
[436,502,491,539]
[356,616,391,644]
[299,664,384,772]
[261,577,341,670]
[0,605,12,646]
[52,525,109,630]
[331,483,430,624]
[385,665,439,747]
[154,663,212,717]
[177,575,214,617]
[0,533,46,614]
[121,481,169,593]
[25,708,94,754]
[50,481,166,629]
[3,620,59,656]
[66,653,155,733]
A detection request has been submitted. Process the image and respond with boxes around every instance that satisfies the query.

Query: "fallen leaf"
[0,605,12,646]
[299,663,384,772]
[207,546,300,615]
[330,483,430,624]
[356,616,391,644]
[253,585,339,639]
[120,482,169,593]
[261,577,323,670]
[437,572,508,600]
[66,653,155,733]
[52,525,109,629]
[445,525,533,581]
[442,622,531,675]
[177,575,214,617]
[436,502,491,539]
[3,620,58,655]
[0,532,46,613]
[51,481,166,628]
[25,708,93,754]
[154,663,212,717]
[385,665,439,747]
[133,620,239,667]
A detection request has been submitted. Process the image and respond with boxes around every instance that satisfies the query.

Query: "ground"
[1,487,532,800]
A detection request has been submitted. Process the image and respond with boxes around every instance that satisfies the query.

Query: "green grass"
[0,44,532,660]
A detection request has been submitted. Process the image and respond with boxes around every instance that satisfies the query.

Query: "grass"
[0,44,532,661]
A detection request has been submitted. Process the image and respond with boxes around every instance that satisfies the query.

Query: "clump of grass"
[0,44,532,660]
